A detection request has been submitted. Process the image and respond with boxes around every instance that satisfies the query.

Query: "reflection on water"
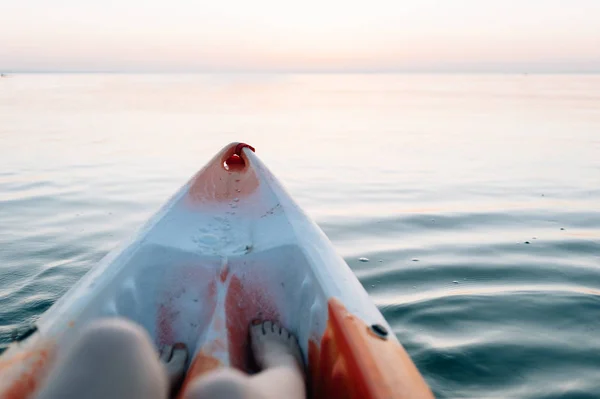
[1,73,600,398]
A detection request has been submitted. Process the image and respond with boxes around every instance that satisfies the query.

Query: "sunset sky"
[1,0,599,72]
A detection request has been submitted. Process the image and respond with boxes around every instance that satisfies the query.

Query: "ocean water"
[1,73,600,398]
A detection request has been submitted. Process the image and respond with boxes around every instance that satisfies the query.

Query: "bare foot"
[160,343,189,395]
[250,320,303,371]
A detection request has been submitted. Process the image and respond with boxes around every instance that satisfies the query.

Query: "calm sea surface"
[1,73,600,398]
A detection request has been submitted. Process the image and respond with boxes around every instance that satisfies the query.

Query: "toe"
[250,321,263,339]
[262,320,274,334]
[170,343,188,367]
[160,344,173,362]
[279,325,288,336]
[166,343,189,395]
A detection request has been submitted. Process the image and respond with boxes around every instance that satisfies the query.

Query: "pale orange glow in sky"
[1,0,600,72]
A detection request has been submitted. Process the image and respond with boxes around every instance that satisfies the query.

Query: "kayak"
[0,143,433,399]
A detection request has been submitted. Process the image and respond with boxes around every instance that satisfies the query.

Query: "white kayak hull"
[1,143,433,399]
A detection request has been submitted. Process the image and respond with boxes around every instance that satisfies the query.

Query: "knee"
[39,318,168,399]
[183,369,250,399]
[76,318,155,355]
[72,318,164,378]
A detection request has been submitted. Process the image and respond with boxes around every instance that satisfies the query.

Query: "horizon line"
[3,69,600,75]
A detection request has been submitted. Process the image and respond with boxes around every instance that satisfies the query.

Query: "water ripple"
[2,74,600,398]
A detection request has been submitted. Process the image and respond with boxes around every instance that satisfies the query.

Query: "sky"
[1,0,599,73]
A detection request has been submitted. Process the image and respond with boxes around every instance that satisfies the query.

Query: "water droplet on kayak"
[234,198,239,202]
[231,204,237,208]
[412,258,419,262]
[359,257,369,262]
[378,260,383,263]
[524,241,530,244]
[453,280,459,284]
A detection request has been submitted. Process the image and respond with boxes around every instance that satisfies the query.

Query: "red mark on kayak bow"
[156,266,218,347]
[2,345,54,399]
[157,304,175,346]
[177,351,222,399]
[224,143,255,170]
[188,143,259,204]
[219,264,230,283]
[235,143,256,154]
[225,275,278,371]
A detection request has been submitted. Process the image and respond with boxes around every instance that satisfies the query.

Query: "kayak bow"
[0,143,433,399]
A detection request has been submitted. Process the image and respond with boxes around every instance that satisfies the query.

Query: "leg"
[183,321,305,399]
[160,342,189,396]
[248,321,305,399]
[183,368,256,399]
[36,319,168,399]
